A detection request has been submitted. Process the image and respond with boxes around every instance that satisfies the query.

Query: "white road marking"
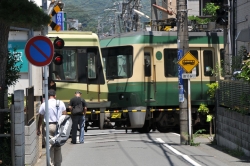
[170,132,180,136]
[156,138,202,166]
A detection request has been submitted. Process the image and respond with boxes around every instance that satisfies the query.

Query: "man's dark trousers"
[71,115,85,144]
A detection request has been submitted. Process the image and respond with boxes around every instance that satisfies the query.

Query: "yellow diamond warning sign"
[177,51,199,73]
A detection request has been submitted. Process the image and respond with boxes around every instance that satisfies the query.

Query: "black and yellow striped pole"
[47,1,64,32]
[49,4,62,31]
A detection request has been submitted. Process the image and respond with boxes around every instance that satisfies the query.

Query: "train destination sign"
[177,51,199,73]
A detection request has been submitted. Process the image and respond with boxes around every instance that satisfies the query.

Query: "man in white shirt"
[37,89,67,166]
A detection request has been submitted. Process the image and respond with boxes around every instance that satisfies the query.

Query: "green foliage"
[190,129,206,146]
[211,61,224,77]
[0,112,11,165]
[0,137,11,166]
[236,46,250,82]
[0,0,50,28]
[198,103,209,114]
[237,62,250,83]
[188,15,210,24]
[6,50,22,87]
[188,3,219,24]
[206,82,218,100]
[202,3,219,20]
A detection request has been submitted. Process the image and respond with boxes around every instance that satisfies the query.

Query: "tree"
[6,50,23,87]
[0,0,50,133]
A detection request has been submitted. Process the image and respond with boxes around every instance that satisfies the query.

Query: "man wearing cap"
[69,91,87,144]
[37,89,67,166]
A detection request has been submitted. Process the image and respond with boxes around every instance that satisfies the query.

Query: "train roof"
[47,31,100,47]
[102,31,224,38]
[100,31,224,47]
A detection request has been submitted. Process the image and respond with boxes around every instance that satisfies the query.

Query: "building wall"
[216,107,250,156]
[187,0,199,16]
[8,31,43,97]
[8,73,29,96]
[236,1,250,54]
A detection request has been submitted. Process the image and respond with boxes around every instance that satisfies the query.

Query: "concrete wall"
[13,90,42,166]
[14,90,25,165]
[216,107,250,156]
[25,121,39,166]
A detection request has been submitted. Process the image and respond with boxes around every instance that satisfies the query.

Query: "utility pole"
[225,0,231,77]
[177,0,189,145]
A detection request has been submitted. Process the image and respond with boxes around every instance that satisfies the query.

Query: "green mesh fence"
[219,80,250,114]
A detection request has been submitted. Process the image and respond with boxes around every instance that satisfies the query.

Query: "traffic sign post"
[25,35,54,165]
[178,50,184,103]
[25,36,54,67]
[177,51,199,145]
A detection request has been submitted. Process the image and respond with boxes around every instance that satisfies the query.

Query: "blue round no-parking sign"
[25,36,54,67]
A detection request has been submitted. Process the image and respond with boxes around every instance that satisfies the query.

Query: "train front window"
[102,46,133,79]
[88,52,96,79]
[164,49,178,77]
[52,49,77,81]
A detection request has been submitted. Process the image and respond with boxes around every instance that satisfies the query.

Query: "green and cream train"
[100,31,224,132]
[47,31,110,130]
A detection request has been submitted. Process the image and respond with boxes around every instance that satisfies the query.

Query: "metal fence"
[218,80,250,114]
[25,87,34,126]
[0,106,15,165]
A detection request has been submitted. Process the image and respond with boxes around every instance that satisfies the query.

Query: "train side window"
[203,50,213,76]
[164,49,178,77]
[101,46,133,79]
[189,50,199,76]
[88,52,96,79]
[144,52,151,77]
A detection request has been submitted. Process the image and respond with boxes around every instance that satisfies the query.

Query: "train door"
[144,47,155,102]
[189,48,215,100]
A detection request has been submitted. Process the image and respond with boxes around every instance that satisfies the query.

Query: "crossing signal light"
[53,53,63,65]
[49,5,62,31]
[53,37,64,49]
[53,37,64,65]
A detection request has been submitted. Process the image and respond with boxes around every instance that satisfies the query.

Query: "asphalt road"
[35,129,249,166]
